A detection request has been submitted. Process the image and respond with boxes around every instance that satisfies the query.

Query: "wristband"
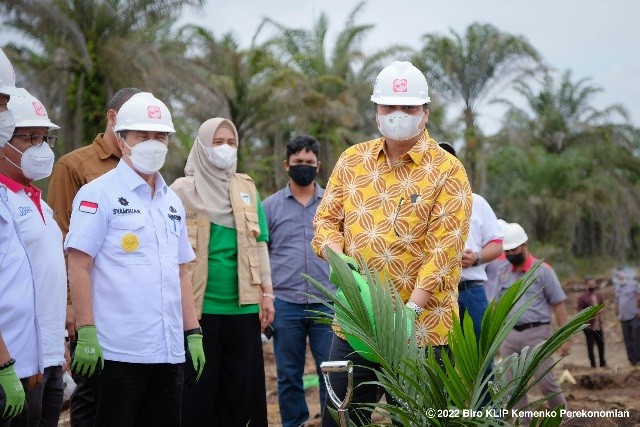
[472,251,483,266]
[184,327,202,337]
[406,301,424,316]
[0,358,15,370]
[262,292,275,301]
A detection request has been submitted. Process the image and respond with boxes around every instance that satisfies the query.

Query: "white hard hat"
[114,92,175,134]
[0,48,21,97]
[503,222,528,251]
[371,61,430,106]
[8,88,59,129]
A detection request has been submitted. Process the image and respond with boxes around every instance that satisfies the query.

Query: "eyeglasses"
[12,134,57,148]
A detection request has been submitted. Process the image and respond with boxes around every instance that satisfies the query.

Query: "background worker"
[613,267,640,366]
[47,87,140,427]
[65,92,203,426]
[262,135,335,427]
[1,90,66,427]
[486,222,570,425]
[0,47,42,426]
[577,276,606,368]
[313,61,472,426]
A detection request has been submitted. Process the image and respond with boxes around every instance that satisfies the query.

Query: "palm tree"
[0,0,205,153]
[256,2,411,183]
[415,22,542,193]
[489,70,640,258]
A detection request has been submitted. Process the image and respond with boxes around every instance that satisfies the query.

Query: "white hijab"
[181,118,238,228]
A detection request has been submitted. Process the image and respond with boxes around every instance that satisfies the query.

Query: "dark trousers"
[182,313,267,427]
[95,361,183,427]
[583,328,606,367]
[621,317,640,366]
[69,340,100,427]
[321,335,450,427]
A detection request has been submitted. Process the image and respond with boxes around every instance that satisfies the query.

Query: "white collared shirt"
[0,185,43,378]
[65,161,195,364]
[461,193,503,282]
[6,187,66,368]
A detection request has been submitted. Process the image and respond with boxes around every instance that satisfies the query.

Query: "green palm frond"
[305,249,600,426]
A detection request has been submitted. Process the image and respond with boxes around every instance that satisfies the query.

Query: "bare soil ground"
[59,283,640,426]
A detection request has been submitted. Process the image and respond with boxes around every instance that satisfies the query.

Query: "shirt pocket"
[107,216,150,265]
[394,196,431,237]
[244,211,261,239]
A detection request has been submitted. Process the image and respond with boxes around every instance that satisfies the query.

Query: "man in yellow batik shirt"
[313,61,472,427]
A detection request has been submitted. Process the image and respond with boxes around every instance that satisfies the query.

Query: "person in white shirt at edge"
[64,92,205,426]
[485,222,570,427]
[0,88,65,427]
[438,143,503,338]
[0,47,44,426]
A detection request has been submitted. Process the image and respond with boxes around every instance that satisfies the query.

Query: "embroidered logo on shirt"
[79,200,98,214]
[240,192,251,205]
[118,197,129,206]
[121,233,140,253]
[169,206,177,213]
[18,206,33,216]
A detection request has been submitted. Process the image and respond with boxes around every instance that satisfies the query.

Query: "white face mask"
[0,111,15,146]
[5,141,55,180]
[199,139,237,170]
[123,139,168,174]
[377,111,424,141]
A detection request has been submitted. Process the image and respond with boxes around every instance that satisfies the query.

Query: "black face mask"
[288,165,317,186]
[506,253,525,266]
[588,287,596,293]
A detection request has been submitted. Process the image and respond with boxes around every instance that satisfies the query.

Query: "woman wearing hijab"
[171,118,274,427]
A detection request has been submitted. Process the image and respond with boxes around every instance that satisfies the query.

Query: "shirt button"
[27,192,32,196]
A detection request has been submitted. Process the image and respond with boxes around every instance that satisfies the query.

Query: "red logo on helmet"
[392,79,407,93]
[32,102,46,117]
[147,106,162,119]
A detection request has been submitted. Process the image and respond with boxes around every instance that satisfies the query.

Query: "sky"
[179,0,640,135]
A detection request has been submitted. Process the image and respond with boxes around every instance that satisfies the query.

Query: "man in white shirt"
[65,92,204,425]
[0,89,65,427]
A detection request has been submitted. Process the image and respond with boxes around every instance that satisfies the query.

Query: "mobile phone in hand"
[264,325,275,340]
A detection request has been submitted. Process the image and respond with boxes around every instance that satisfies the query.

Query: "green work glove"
[186,334,205,383]
[329,253,359,285]
[0,363,25,420]
[71,326,103,378]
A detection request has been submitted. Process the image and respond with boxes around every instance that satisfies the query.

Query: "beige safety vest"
[181,173,263,317]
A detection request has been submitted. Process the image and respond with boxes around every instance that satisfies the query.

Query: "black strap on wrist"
[184,327,202,337]
[0,358,16,370]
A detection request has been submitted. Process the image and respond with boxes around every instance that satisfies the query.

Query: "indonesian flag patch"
[79,200,98,214]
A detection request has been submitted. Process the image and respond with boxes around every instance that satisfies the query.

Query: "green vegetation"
[1,1,639,261]
[305,250,600,426]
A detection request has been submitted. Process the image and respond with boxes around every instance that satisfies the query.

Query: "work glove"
[0,362,25,420]
[186,334,205,384]
[329,253,359,285]
[71,326,103,378]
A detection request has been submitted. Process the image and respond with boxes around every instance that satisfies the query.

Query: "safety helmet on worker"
[0,48,21,97]
[502,222,528,251]
[371,61,430,106]
[8,88,59,130]
[113,92,175,134]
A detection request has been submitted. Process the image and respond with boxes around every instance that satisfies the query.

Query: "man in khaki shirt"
[46,87,139,427]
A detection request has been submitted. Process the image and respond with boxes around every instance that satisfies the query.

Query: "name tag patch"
[240,192,251,205]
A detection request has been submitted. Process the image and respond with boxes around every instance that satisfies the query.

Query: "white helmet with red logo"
[502,222,529,251]
[113,92,175,134]
[0,48,21,97]
[8,88,60,129]
[371,61,430,106]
